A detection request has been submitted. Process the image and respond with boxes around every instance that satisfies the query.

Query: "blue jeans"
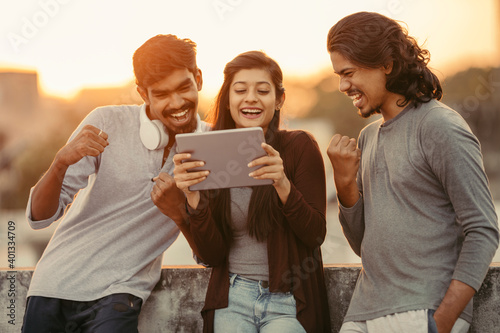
[21,293,142,333]
[428,309,438,333]
[214,274,306,333]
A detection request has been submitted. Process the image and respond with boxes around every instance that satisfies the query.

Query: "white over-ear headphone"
[139,104,169,150]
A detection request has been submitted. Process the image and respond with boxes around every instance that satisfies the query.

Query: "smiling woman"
[229,69,284,132]
[171,50,331,333]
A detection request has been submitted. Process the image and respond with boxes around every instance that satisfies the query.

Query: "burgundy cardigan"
[187,130,331,332]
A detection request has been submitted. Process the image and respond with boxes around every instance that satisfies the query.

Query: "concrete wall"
[1,264,499,332]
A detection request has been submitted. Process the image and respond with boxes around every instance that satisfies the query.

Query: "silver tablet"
[175,127,273,190]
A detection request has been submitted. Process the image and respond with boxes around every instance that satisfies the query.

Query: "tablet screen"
[175,127,273,190]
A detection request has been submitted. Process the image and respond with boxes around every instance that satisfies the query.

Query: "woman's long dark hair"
[326,11,442,108]
[205,51,286,243]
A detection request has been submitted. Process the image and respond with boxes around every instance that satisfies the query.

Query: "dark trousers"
[21,293,142,333]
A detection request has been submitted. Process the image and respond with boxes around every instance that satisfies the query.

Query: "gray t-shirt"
[339,99,499,323]
[228,187,269,281]
[26,104,210,302]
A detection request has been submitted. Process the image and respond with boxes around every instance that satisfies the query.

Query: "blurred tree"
[442,67,500,152]
[2,104,82,209]
[6,133,68,209]
[441,67,500,197]
[306,74,377,139]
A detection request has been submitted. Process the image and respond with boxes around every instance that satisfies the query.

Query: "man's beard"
[358,105,381,119]
[171,113,197,134]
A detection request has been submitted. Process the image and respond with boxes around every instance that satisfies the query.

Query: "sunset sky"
[1,0,499,99]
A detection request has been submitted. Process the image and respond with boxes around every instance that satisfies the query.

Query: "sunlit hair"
[133,34,197,88]
[205,51,286,242]
[326,11,442,108]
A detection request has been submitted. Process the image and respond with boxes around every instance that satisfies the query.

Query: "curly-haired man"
[326,11,499,333]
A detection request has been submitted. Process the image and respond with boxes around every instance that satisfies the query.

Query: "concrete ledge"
[1,264,499,332]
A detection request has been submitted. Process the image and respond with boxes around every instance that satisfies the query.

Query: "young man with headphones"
[21,34,210,333]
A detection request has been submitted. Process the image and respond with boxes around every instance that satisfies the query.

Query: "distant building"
[0,71,39,114]
[497,0,500,62]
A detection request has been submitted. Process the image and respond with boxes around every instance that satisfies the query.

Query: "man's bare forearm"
[433,279,475,333]
[31,157,68,221]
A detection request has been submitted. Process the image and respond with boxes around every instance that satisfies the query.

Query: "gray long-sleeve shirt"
[339,99,499,323]
[26,104,209,302]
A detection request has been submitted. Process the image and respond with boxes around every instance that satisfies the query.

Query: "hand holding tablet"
[175,127,273,191]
